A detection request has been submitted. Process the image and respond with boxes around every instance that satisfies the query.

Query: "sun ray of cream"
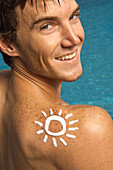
[59,138,67,146]
[41,110,47,117]
[43,135,48,143]
[34,121,43,127]
[50,109,53,115]
[52,137,57,147]
[69,119,78,125]
[36,129,44,135]
[58,109,62,116]
[65,113,73,119]
[68,127,79,131]
[66,134,76,139]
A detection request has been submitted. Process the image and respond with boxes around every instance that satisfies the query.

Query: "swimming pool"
[0,0,113,119]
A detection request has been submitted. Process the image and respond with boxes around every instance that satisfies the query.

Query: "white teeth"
[56,51,76,61]
[62,57,65,60]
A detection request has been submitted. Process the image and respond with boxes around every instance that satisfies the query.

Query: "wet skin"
[0,0,113,169]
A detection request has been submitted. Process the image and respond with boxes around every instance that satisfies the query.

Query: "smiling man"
[0,0,113,169]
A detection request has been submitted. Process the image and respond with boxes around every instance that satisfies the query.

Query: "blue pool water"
[0,0,113,119]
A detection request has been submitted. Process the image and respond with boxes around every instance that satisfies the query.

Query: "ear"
[0,38,19,57]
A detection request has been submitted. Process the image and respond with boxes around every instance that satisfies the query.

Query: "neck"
[10,63,64,104]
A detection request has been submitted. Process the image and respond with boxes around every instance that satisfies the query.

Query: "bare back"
[0,70,113,170]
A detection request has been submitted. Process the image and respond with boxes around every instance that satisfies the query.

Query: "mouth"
[55,50,77,61]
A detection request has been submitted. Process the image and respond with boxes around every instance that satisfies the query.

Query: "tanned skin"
[0,0,113,169]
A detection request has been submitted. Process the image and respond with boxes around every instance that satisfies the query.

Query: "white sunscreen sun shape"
[34,109,79,147]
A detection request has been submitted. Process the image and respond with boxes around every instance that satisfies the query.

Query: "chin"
[65,71,83,82]
[57,67,83,83]
[64,65,83,82]
[45,63,83,83]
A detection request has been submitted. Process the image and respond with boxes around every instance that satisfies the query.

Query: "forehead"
[16,0,78,25]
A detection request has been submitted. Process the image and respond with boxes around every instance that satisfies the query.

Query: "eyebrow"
[31,5,80,29]
[71,5,80,16]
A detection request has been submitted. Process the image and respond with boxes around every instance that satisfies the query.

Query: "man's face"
[15,0,84,82]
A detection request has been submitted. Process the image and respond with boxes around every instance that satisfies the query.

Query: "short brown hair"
[0,0,28,66]
[0,0,60,67]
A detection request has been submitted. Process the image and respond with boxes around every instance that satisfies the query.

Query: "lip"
[55,48,79,64]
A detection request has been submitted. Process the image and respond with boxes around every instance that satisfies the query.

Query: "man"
[0,0,113,169]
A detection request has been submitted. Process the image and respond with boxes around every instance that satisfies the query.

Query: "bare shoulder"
[70,104,113,128]
[0,69,11,83]
[75,104,113,123]
[0,69,11,91]
[71,105,113,169]
[77,105,113,133]
[18,104,113,169]
[69,104,113,145]
[0,69,11,109]
[0,70,11,167]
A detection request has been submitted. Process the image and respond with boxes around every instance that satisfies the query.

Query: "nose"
[61,24,80,48]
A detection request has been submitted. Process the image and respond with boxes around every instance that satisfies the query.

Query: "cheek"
[32,34,60,58]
